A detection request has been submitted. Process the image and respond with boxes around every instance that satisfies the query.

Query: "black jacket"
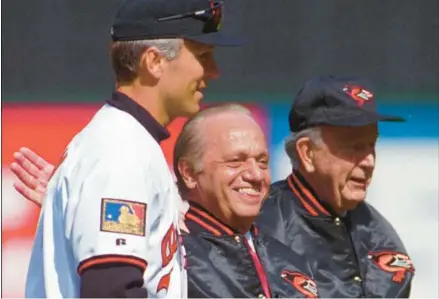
[184,202,320,298]
[257,170,415,298]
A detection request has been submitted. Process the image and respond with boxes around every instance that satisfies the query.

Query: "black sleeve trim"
[80,262,148,298]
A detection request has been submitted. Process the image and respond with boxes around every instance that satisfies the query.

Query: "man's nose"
[205,58,220,79]
[359,151,376,170]
[242,161,264,182]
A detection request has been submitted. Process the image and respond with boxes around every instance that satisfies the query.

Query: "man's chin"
[344,197,366,211]
[233,202,262,219]
[179,104,201,118]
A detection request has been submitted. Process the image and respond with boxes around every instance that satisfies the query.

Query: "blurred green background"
[2,0,438,103]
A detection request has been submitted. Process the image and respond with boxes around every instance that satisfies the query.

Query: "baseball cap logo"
[209,0,222,31]
[343,84,373,106]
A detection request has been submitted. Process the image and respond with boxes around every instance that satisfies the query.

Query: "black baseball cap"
[111,0,245,46]
[288,75,405,132]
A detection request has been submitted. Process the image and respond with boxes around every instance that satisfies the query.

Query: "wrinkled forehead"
[205,126,268,157]
[224,127,267,148]
[202,116,268,157]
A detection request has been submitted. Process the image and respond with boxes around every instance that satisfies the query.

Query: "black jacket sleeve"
[80,263,147,298]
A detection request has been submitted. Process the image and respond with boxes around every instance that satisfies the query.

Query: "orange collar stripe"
[190,206,235,236]
[291,173,331,216]
[287,176,319,216]
[186,213,222,236]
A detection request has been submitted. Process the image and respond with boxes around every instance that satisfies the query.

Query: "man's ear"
[177,160,197,190]
[139,47,164,79]
[296,136,315,172]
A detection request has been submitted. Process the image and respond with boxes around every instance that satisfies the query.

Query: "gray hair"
[173,103,253,196]
[111,38,183,83]
[284,127,322,169]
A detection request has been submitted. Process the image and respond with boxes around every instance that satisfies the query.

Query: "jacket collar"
[185,201,259,237]
[287,170,341,217]
[106,91,170,143]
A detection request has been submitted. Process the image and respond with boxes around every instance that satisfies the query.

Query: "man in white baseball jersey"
[21,0,243,297]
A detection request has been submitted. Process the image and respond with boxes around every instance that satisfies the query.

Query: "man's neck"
[117,84,170,127]
[232,219,254,234]
[295,168,347,216]
[188,198,254,234]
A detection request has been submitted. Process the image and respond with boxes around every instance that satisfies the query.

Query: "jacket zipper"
[341,221,367,298]
[243,238,272,298]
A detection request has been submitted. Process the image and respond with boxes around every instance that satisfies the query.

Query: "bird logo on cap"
[343,84,374,106]
[209,0,222,31]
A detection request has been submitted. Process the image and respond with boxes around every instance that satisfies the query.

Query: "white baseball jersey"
[25,101,187,298]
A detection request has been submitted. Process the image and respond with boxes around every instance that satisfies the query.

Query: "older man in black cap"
[258,75,415,298]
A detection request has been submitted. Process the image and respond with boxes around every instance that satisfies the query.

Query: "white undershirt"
[244,231,256,252]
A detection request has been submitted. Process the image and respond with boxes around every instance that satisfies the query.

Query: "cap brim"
[375,114,406,122]
[326,111,406,127]
[183,31,246,46]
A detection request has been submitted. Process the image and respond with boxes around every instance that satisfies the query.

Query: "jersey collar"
[106,91,170,143]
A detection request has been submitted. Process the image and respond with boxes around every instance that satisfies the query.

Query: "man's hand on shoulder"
[10,147,54,207]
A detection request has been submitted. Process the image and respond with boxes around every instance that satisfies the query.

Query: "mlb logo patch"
[101,198,147,236]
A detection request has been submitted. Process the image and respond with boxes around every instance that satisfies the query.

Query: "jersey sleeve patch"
[100,198,147,236]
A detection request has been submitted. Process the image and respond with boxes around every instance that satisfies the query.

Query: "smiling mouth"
[233,187,265,204]
[237,187,260,196]
[194,90,204,101]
